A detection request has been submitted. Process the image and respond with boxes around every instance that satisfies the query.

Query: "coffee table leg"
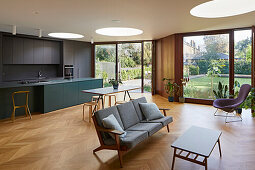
[171,148,176,170]
[218,138,222,157]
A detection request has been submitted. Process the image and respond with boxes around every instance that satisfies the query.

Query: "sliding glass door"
[95,44,116,87]
[95,41,153,92]
[183,34,230,99]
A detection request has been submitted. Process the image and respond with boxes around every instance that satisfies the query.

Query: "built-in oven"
[64,65,74,79]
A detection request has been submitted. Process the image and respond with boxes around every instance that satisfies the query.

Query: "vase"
[168,96,174,102]
[113,84,119,89]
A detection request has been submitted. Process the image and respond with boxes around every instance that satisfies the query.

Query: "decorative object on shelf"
[162,78,178,102]
[213,81,228,99]
[109,79,122,89]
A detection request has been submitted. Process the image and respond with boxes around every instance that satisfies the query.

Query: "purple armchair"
[213,84,251,123]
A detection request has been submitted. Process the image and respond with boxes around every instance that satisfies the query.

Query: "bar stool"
[92,96,102,109]
[83,102,98,123]
[11,91,32,122]
[104,94,117,107]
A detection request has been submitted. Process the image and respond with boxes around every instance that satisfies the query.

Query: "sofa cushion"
[139,103,164,121]
[117,101,140,130]
[127,122,162,136]
[102,114,127,138]
[131,97,147,120]
[141,116,173,126]
[103,130,148,149]
[94,106,124,129]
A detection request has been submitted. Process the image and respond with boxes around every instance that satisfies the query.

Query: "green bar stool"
[11,91,32,122]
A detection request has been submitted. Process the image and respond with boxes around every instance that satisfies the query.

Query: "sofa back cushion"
[131,97,147,120]
[94,106,124,130]
[117,101,140,130]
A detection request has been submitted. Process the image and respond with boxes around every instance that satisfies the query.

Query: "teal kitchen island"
[0,78,103,119]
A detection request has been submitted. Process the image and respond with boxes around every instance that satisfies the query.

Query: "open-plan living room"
[0,0,255,170]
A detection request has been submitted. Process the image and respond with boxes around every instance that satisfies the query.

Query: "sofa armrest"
[97,127,124,135]
[159,108,170,116]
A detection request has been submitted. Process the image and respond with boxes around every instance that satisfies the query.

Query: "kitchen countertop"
[0,78,102,89]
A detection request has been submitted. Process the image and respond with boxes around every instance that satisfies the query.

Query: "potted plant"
[213,81,228,99]
[163,78,177,102]
[240,87,255,117]
[109,79,122,89]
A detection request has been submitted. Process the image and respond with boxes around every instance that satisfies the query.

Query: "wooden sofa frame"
[92,108,170,168]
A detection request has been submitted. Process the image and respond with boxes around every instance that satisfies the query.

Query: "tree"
[203,35,229,60]
[95,45,115,62]
[235,37,251,59]
[144,42,152,66]
[118,43,141,66]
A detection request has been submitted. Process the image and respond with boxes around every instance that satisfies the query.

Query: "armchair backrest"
[236,84,251,105]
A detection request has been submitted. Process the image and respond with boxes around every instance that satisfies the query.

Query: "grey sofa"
[92,97,173,167]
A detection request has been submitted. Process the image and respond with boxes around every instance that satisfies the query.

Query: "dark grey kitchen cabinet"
[13,37,24,64]
[2,36,13,64]
[33,39,44,64]
[63,40,74,65]
[51,41,60,64]
[43,40,52,64]
[23,38,34,64]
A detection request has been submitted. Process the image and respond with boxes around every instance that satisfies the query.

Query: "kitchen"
[0,32,102,119]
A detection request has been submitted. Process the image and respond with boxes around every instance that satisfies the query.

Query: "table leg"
[218,138,222,157]
[171,148,176,170]
[205,157,207,170]
[127,90,132,99]
[100,95,104,109]
[123,91,127,101]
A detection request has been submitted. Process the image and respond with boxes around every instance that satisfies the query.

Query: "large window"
[95,41,153,92]
[183,34,229,99]
[95,44,116,87]
[234,29,252,86]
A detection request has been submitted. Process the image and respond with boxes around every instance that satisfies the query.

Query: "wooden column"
[229,30,235,96]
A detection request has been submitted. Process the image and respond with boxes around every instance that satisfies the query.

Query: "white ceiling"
[0,0,255,42]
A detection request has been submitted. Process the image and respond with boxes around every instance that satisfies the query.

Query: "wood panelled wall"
[155,34,176,98]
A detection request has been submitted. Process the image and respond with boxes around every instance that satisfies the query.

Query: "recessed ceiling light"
[190,0,255,18]
[95,27,143,36]
[48,32,84,39]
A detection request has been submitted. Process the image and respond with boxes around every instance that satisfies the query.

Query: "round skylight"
[48,33,84,39]
[190,0,255,18]
[95,27,143,36]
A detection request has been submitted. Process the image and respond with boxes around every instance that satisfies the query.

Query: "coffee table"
[171,126,222,170]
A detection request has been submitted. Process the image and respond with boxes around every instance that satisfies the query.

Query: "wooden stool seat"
[83,101,98,122]
[104,94,117,107]
[11,90,32,122]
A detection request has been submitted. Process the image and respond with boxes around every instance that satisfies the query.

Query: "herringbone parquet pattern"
[0,93,255,170]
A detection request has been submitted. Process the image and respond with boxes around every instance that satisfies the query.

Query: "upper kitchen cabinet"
[2,35,61,65]
[2,36,13,64]
[13,37,24,64]
[33,39,44,64]
[23,38,34,64]
[63,40,74,65]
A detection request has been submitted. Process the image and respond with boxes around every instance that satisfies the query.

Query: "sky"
[184,29,252,48]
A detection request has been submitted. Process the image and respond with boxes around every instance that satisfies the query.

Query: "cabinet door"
[23,38,34,64]
[44,84,64,113]
[63,40,74,65]
[13,37,24,64]
[33,39,44,64]
[63,82,78,107]
[3,36,13,64]
[43,40,52,64]
[51,41,60,64]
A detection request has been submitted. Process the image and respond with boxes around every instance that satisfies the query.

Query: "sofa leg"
[166,124,170,133]
[93,146,103,153]
[118,150,123,168]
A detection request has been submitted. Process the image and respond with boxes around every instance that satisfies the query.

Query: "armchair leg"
[93,146,103,153]
[166,124,170,133]
[118,150,123,168]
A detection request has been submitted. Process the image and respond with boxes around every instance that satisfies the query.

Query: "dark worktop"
[0,77,102,88]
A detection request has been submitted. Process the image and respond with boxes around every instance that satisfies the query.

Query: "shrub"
[189,65,199,75]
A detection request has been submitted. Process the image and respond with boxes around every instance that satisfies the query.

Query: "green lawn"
[184,76,251,99]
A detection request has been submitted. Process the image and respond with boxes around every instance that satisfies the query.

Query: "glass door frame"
[177,27,254,105]
[92,40,154,94]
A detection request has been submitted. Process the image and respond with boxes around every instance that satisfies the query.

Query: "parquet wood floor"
[0,93,255,170]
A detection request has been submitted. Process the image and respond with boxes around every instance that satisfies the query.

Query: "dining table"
[81,85,140,114]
